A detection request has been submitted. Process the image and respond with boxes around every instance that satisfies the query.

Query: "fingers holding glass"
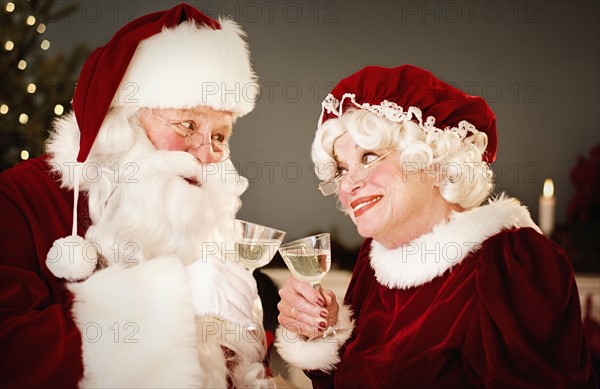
[277,285,329,338]
[277,304,327,337]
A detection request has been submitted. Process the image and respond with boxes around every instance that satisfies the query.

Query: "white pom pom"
[46,235,98,281]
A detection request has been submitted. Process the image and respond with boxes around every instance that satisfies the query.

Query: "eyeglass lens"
[185,132,230,161]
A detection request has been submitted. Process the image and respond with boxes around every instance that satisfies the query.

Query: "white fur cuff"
[275,304,354,372]
[68,256,203,387]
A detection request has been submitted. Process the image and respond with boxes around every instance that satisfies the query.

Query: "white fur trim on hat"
[114,19,258,117]
[370,195,541,290]
[275,304,354,372]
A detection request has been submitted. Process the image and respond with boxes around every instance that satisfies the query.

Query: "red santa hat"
[46,3,258,281]
[318,65,497,163]
[75,3,257,163]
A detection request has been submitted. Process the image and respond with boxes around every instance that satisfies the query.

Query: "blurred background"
[1,0,599,272]
[2,1,598,385]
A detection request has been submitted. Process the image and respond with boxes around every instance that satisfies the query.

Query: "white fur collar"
[369,196,540,290]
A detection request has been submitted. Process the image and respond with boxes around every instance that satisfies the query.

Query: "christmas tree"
[1,0,88,171]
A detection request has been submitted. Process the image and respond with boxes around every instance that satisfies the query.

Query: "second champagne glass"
[278,233,336,337]
[277,233,331,289]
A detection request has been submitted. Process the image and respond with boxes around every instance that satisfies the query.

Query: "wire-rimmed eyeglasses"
[318,149,396,196]
[152,111,231,162]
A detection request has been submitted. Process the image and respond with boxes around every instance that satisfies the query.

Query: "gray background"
[41,0,599,248]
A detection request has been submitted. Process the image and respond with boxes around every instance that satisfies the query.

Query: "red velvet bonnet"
[319,65,497,162]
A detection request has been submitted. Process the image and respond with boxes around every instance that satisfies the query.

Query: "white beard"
[48,109,273,388]
[83,121,248,267]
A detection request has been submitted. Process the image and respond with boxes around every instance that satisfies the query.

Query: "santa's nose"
[189,143,220,164]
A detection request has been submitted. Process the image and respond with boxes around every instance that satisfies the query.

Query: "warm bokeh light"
[5,2,15,13]
[18,60,27,70]
[40,39,50,50]
[543,178,554,198]
[5,41,14,51]
[27,83,36,93]
[37,23,46,34]
[0,104,9,114]
[54,104,64,115]
[21,150,30,160]
[26,15,36,26]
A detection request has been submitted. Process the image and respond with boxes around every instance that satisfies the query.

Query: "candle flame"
[543,178,554,198]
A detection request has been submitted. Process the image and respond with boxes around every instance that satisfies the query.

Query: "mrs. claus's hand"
[277,274,339,339]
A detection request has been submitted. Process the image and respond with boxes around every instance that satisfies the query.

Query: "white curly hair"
[311,108,494,210]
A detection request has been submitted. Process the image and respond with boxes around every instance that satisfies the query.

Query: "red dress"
[277,198,597,388]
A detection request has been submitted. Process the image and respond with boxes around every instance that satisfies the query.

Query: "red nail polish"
[320,311,328,319]
[316,298,325,306]
[319,321,327,329]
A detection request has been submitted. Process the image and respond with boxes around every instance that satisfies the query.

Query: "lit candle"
[539,178,555,236]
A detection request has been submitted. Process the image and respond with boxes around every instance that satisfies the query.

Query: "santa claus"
[0,4,274,388]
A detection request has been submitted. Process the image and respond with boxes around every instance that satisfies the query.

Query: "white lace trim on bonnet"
[319,92,485,152]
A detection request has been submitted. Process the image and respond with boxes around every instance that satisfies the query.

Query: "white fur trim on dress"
[114,19,258,118]
[68,256,207,388]
[275,304,354,372]
[370,195,540,290]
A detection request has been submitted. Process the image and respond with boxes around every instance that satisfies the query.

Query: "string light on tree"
[0,0,87,169]
[21,150,30,160]
[54,104,65,116]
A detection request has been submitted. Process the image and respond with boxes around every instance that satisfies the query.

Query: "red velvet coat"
[0,156,86,387]
[0,155,222,387]
[299,200,597,388]
[0,156,275,387]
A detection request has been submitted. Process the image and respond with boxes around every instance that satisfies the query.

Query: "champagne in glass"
[278,233,331,288]
[279,233,336,338]
[233,220,286,332]
[236,238,282,271]
[278,233,336,337]
[279,247,331,287]
[234,220,286,272]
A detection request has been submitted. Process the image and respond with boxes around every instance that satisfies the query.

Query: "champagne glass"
[234,219,286,272]
[278,233,331,289]
[233,220,285,332]
[278,233,336,337]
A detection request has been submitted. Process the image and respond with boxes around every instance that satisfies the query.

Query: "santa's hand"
[186,255,258,328]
